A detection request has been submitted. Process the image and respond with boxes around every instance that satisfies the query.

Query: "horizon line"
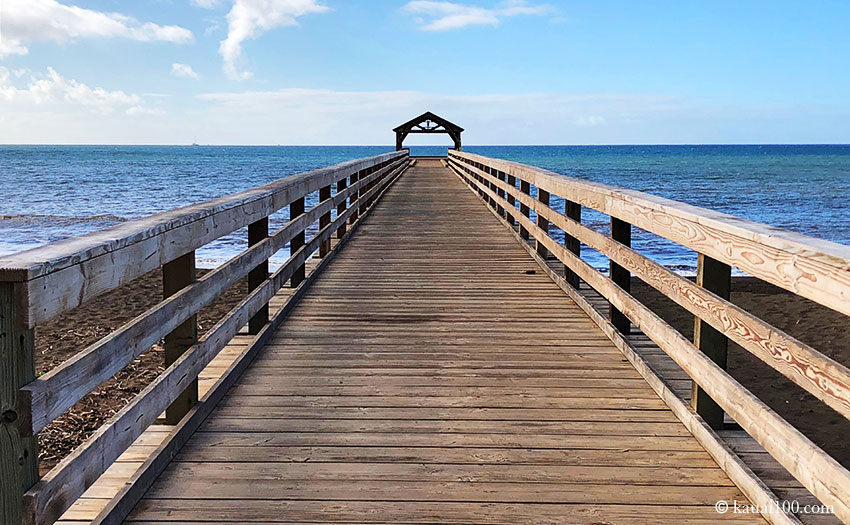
[2,143,850,147]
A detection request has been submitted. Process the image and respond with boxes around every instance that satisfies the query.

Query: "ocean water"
[1,145,848,274]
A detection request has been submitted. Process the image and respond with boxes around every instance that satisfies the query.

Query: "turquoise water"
[1,145,848,273]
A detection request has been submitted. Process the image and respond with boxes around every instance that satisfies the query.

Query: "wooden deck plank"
[117,159,763,524]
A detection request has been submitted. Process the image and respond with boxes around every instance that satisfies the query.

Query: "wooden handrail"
[453,155,850,421]
[448,151,850,523]
[0,151,406,329]
[18,158,404,438]
[0,151,409,525]
[450,151,850,318]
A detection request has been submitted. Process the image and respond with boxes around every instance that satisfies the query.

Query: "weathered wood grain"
[0,282,38,525]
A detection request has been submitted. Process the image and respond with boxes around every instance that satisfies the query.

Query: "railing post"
[609,218,631,334]
[506,173,517,226]
[248,218,269,334]
[1,282,38,525]
[162,252,198,424]
[319,184,332,257]
[564,201,582,288]
[692,253,731,429]
[519,180,531,240]
[359,164,373,216]
[495,169,506,218]
[475,163,484,197]
[349,170,361,224]
[290,197,306,288]
[367,161,385,208]
[536,189,550,258]
[336,176,348,239]
[485,164,496,209]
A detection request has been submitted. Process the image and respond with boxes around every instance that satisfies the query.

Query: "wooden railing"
[448,150,850,524]
[0,150,410,525]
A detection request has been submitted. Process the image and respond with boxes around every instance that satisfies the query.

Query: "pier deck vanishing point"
[2,150,850,525]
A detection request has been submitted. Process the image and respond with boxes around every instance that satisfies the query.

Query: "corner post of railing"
[609,218,631,334]
[505,172,517,226]
[564,201,582,288]
[692,253,731,429]
[290,196,306,287]
[319,184,332,257]
[336,175,348,239]
[162,252,199,424]
[519,180,531,240]
[0,278,38,525]
[248,217,270,333]
[536,189,550,258]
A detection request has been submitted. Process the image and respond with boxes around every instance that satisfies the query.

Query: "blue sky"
[1,0,848,144]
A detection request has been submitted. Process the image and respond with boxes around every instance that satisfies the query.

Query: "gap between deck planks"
[69,159,765,524]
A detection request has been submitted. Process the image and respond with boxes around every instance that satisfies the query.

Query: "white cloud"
[403,0,552,31]
[215,0,330,80]
[0,66,161,116]
[171,63,200,79]
[0,0,193,58]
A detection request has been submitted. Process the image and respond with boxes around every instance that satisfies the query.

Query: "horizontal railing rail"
[0,150,409,525]
[447,150,850,523]
[0,151,406,328]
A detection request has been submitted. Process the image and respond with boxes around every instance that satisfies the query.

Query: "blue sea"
[1,145,848,274]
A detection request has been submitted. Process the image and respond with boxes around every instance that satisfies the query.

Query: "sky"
[0,0,848,145]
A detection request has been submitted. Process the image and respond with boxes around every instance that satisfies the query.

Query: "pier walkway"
[2,152,848,525]
[125,159,755,523]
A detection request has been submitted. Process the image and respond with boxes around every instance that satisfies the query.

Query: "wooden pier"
[2,139,850,524]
